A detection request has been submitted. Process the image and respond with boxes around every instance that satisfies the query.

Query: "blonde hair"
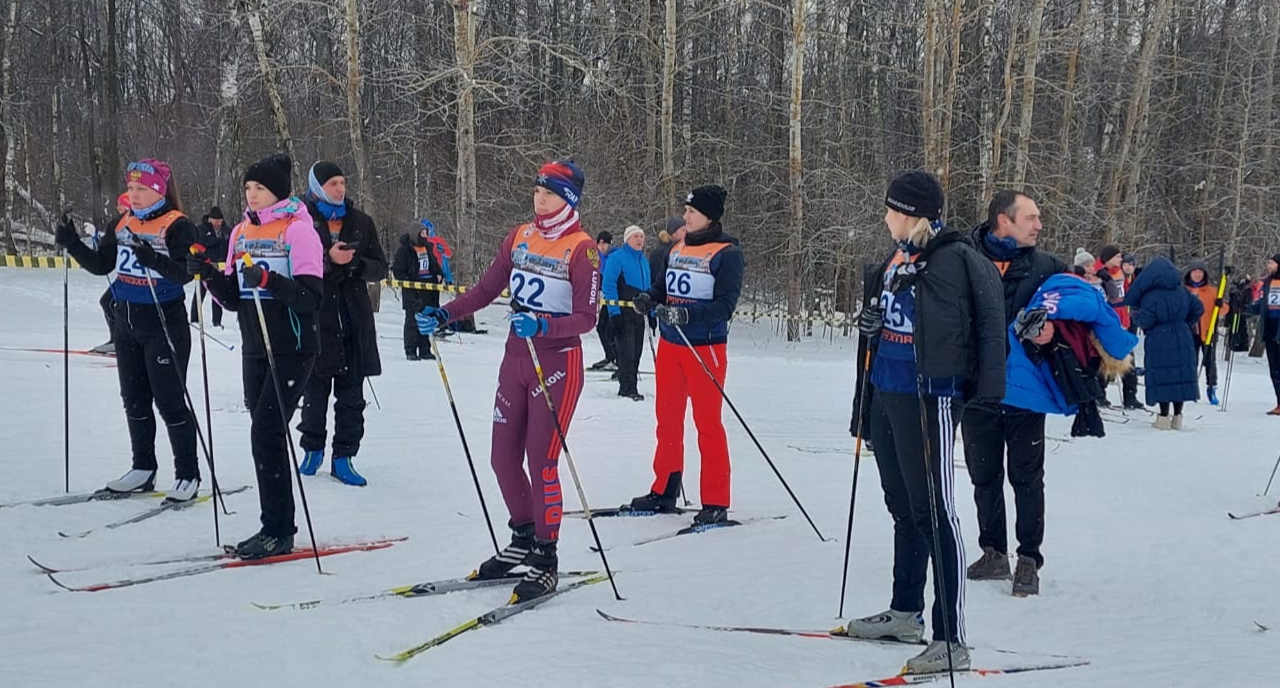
[907,217,935,248]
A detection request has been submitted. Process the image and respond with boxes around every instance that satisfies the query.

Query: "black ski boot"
[235,531,294,560]
[511,539,558,603]
[693,505,729,526]
[471,521,535,580]
[626,471,682,512]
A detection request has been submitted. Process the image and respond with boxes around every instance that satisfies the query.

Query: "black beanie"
[244,153,292,202]
[1122,252,1136,265]
[686,184,728,222]
[310,160,344,188]
[1099,245,1121,264]
[885,171,944,221]
[596,231,613,244]
[208,206,224,220]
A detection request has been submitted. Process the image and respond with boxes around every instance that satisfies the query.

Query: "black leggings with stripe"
[869,390,966,644]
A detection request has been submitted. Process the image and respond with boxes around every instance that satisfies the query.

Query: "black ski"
[1,488,166,509]
[253,570,601,611]
[563,506,691,519]
[57,485,250,538]
[595,609,924,646]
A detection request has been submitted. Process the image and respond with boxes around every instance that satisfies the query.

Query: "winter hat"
[884,171,944,221]
[623,225,645,244]
[420,219,436,236]
[125,159,171,196]
[1098,245,1122,264]
[243,153,292,203]
[208,206,224,220]
[686,185,728,222]
[1122,252,1137,265]
[116,193,131,209]
[596,230,613,244]
[1271,253,1280,267]
[665,216,685,233]
[1073,247,1096,270]
[307,161,345,205]
[536,160,585,208]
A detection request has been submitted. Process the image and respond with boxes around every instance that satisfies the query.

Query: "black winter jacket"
[392,232,442,313]
[852,226,1007,416]
[970,221,1067,325]
[305,198,388,378]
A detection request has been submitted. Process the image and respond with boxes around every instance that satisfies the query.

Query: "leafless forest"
[2,0,1279,326]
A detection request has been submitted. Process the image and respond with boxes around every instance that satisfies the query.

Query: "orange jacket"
[1185,281,1228,339]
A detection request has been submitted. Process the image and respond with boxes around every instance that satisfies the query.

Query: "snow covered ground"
[1,267,1277,688]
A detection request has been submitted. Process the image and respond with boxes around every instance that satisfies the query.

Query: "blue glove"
[510,312,549,338]
[416,306,449,335]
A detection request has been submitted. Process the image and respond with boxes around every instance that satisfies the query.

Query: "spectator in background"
[90,192,133,354]
[190,206,229,327]
[590,230,618,371]
[393,223,443,360]
[603,225,652,400]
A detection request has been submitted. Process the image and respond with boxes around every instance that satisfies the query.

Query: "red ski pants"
[651,337,731,507]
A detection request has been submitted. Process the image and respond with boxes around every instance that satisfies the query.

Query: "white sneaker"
[166,478,200,502]
[1170,414,1184,430]
[105,469,157,493]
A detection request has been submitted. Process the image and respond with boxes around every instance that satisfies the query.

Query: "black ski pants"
[596,305,617,363]
[189,282,223,327]
[1267,340,1280,405]
[611,310,645,395]
[298,357,367,459]
[244,354,313,537]
[114,299,199,480]
[403,310,433,358]
[100,288,116,343]
[960,402,1046,567]
[869,390,966,644]
[1194,338,1219,388]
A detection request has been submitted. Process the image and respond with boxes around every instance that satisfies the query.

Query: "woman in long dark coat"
[1124,257,1203,429]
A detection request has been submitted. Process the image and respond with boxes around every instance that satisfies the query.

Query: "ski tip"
[1255,620,1270,632]
[251,602,282,611]
[57,530,88,539]
[26,555,56,573]
[45,573,76,592]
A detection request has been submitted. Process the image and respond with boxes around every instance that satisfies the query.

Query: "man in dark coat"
[1124,257,1203,429]
[297,161,388,486]
[959,190,1065,597]
[190,206,230,327]
[392,224,442,360]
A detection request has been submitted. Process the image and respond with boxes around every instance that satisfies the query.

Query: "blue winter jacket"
[602,244,652,317]
[1124,258,1203,405]
[1004,273,1139,414]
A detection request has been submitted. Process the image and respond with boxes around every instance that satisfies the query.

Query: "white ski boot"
[903,640,971,674]
[105,469,157,493]
[841,609,925,644]
[166,478,200,502]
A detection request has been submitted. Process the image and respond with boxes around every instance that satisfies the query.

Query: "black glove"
[131,239,160,268]
[655,305,689,326]
[1015,307,1049,342]
[54,213,79,248]
[856,302,885,338]
[241,264,270,290]
[631,292,653,315]
[186,249,216,279]
[1224,265,1235,276]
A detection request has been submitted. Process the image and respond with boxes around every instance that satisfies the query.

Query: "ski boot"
[235,531,294,560]
[966,546,1011,580]
[510,539,558,603]
[165,478,200,503]
[331,457,367,486]
[105,468,156,494]
[626,471,682,513]
[1207,386,1219,406]
[299,450,324,476]
[471,521,536,580]
[1122,391,1144,410]
[90,341,115,355]
[1012,555,1040,597]
[589,358,613,371]
[406,351,421,361]
[903,641,971,674]
[841,609,925,644]
[693,505,729,526]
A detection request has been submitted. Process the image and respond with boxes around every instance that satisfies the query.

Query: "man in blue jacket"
[603,225,652,400]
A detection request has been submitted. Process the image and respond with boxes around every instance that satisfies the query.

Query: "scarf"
[533,203,581,240]
[307,170,347,220]
[132,198,166,218]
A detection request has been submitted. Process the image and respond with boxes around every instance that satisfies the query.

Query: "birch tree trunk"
[977,2,996,202]
[660,0,677,214]
[47,0,62,214]
[102,0,121,189]
[785,0,805,341]
[2,0,21,253]
[213,0,242,207]
[986,0,1021,202]
[938,0,965,188]
[1055,0,1090,194]
[1012,0,1048,186]
[245,0,295,163]
[342,0,373,209]
[452,0,478,283]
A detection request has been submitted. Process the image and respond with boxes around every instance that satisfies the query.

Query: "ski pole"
[837,347,872,618]
[648,324,690,507]
[188,321,235,351]
[190,248,226,545]
[62,246,70,494]
[429,337,499,555]
[366,378,382,410]
[516,309,622,600]
[669,321,829,542]
[1263,449,1280,497]
[243,255,324,572]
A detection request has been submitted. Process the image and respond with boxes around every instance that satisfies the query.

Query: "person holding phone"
[297,161,388,486]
